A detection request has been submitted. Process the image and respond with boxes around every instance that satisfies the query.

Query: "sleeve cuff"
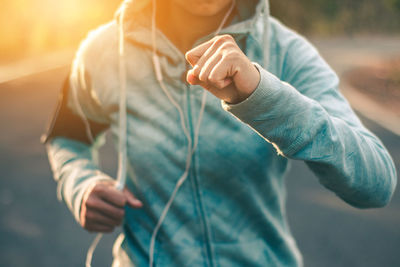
[220,62,312,157]
[71,174,114,224]
[221,62,283,122]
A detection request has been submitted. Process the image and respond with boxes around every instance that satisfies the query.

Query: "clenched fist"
[185,34,260,104]
[80,180,143,233]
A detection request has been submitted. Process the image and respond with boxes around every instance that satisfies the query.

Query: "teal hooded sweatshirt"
[45,0,397,266]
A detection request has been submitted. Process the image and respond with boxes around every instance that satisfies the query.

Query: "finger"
[198,53,223,83]
[95,185,126,208]
[192,40,225,77]
[185,37,215,66]
[187,34,235,67]
[85,222,114,233]
[86,197,125,221]
[187,69,197,85]
[187,69,220,93]
[187,68,200,85]
[187,61,233,91]
[209,57,236,89]
[123,188,143,208]
[86,209,122,227]
[187,70,205,87]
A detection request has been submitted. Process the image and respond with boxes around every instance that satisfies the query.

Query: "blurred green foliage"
[270,0,400,35]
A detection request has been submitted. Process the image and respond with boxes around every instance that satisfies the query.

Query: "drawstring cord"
[84,1,128,266]
[149,1,236,266]
[115,0,128,193]
[83,0,237,266]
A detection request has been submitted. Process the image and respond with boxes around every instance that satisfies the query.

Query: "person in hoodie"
[43,0,397,266]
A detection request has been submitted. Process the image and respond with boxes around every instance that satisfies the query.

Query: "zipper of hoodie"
[185,83,215,267]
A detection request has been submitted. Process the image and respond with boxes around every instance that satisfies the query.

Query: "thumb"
[123,188,143,208]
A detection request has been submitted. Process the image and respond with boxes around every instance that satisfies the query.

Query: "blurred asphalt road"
[0,37,399,267]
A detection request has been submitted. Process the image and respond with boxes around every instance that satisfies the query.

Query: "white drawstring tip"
[152,54,163,82]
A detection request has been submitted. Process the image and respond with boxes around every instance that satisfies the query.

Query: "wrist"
[229,62,261,104]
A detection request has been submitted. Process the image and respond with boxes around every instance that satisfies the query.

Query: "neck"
[157,1,234,53]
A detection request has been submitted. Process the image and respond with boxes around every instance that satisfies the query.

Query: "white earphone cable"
[85,0,236,266]
[149,1,236,266]
[85,1,128,266]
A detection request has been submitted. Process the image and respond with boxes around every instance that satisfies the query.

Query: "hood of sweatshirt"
[115,0,270,67]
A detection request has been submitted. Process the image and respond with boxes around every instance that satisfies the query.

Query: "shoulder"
[70,20,121,90]
[78,21,119,55]
[268,17,336,83]
[69,21,120,118]
[268,17,318,56]
[73,21,119,71]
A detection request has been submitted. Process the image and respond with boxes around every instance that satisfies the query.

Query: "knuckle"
[208,75,218,84]
[92,184,103,194]
[85,198,97,209]
[212,35,221,42]
[214,37,225,46]
[233,50,242,56]
[220,34,233,41]
[215,35,233,46]
[98,185,108,194]
[198,72,207,82]
[219,44,236,56]
[227,49,238,56]
[219,43,230,52]
[220,53,228,61]
[85,211,94,220]
[193,66,201,76]
[225,50,241,60]
[185,52,194,61]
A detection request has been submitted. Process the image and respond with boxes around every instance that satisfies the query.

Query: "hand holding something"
[80,180,143,233]
[185,34,260,104]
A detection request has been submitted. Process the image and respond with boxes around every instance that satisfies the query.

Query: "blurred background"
[0,0,399,266]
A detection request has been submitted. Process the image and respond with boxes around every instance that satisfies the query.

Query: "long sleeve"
[46,137,113,223]
[45,68,112,224]
[44,28,113,223]
[222,35,397,209]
